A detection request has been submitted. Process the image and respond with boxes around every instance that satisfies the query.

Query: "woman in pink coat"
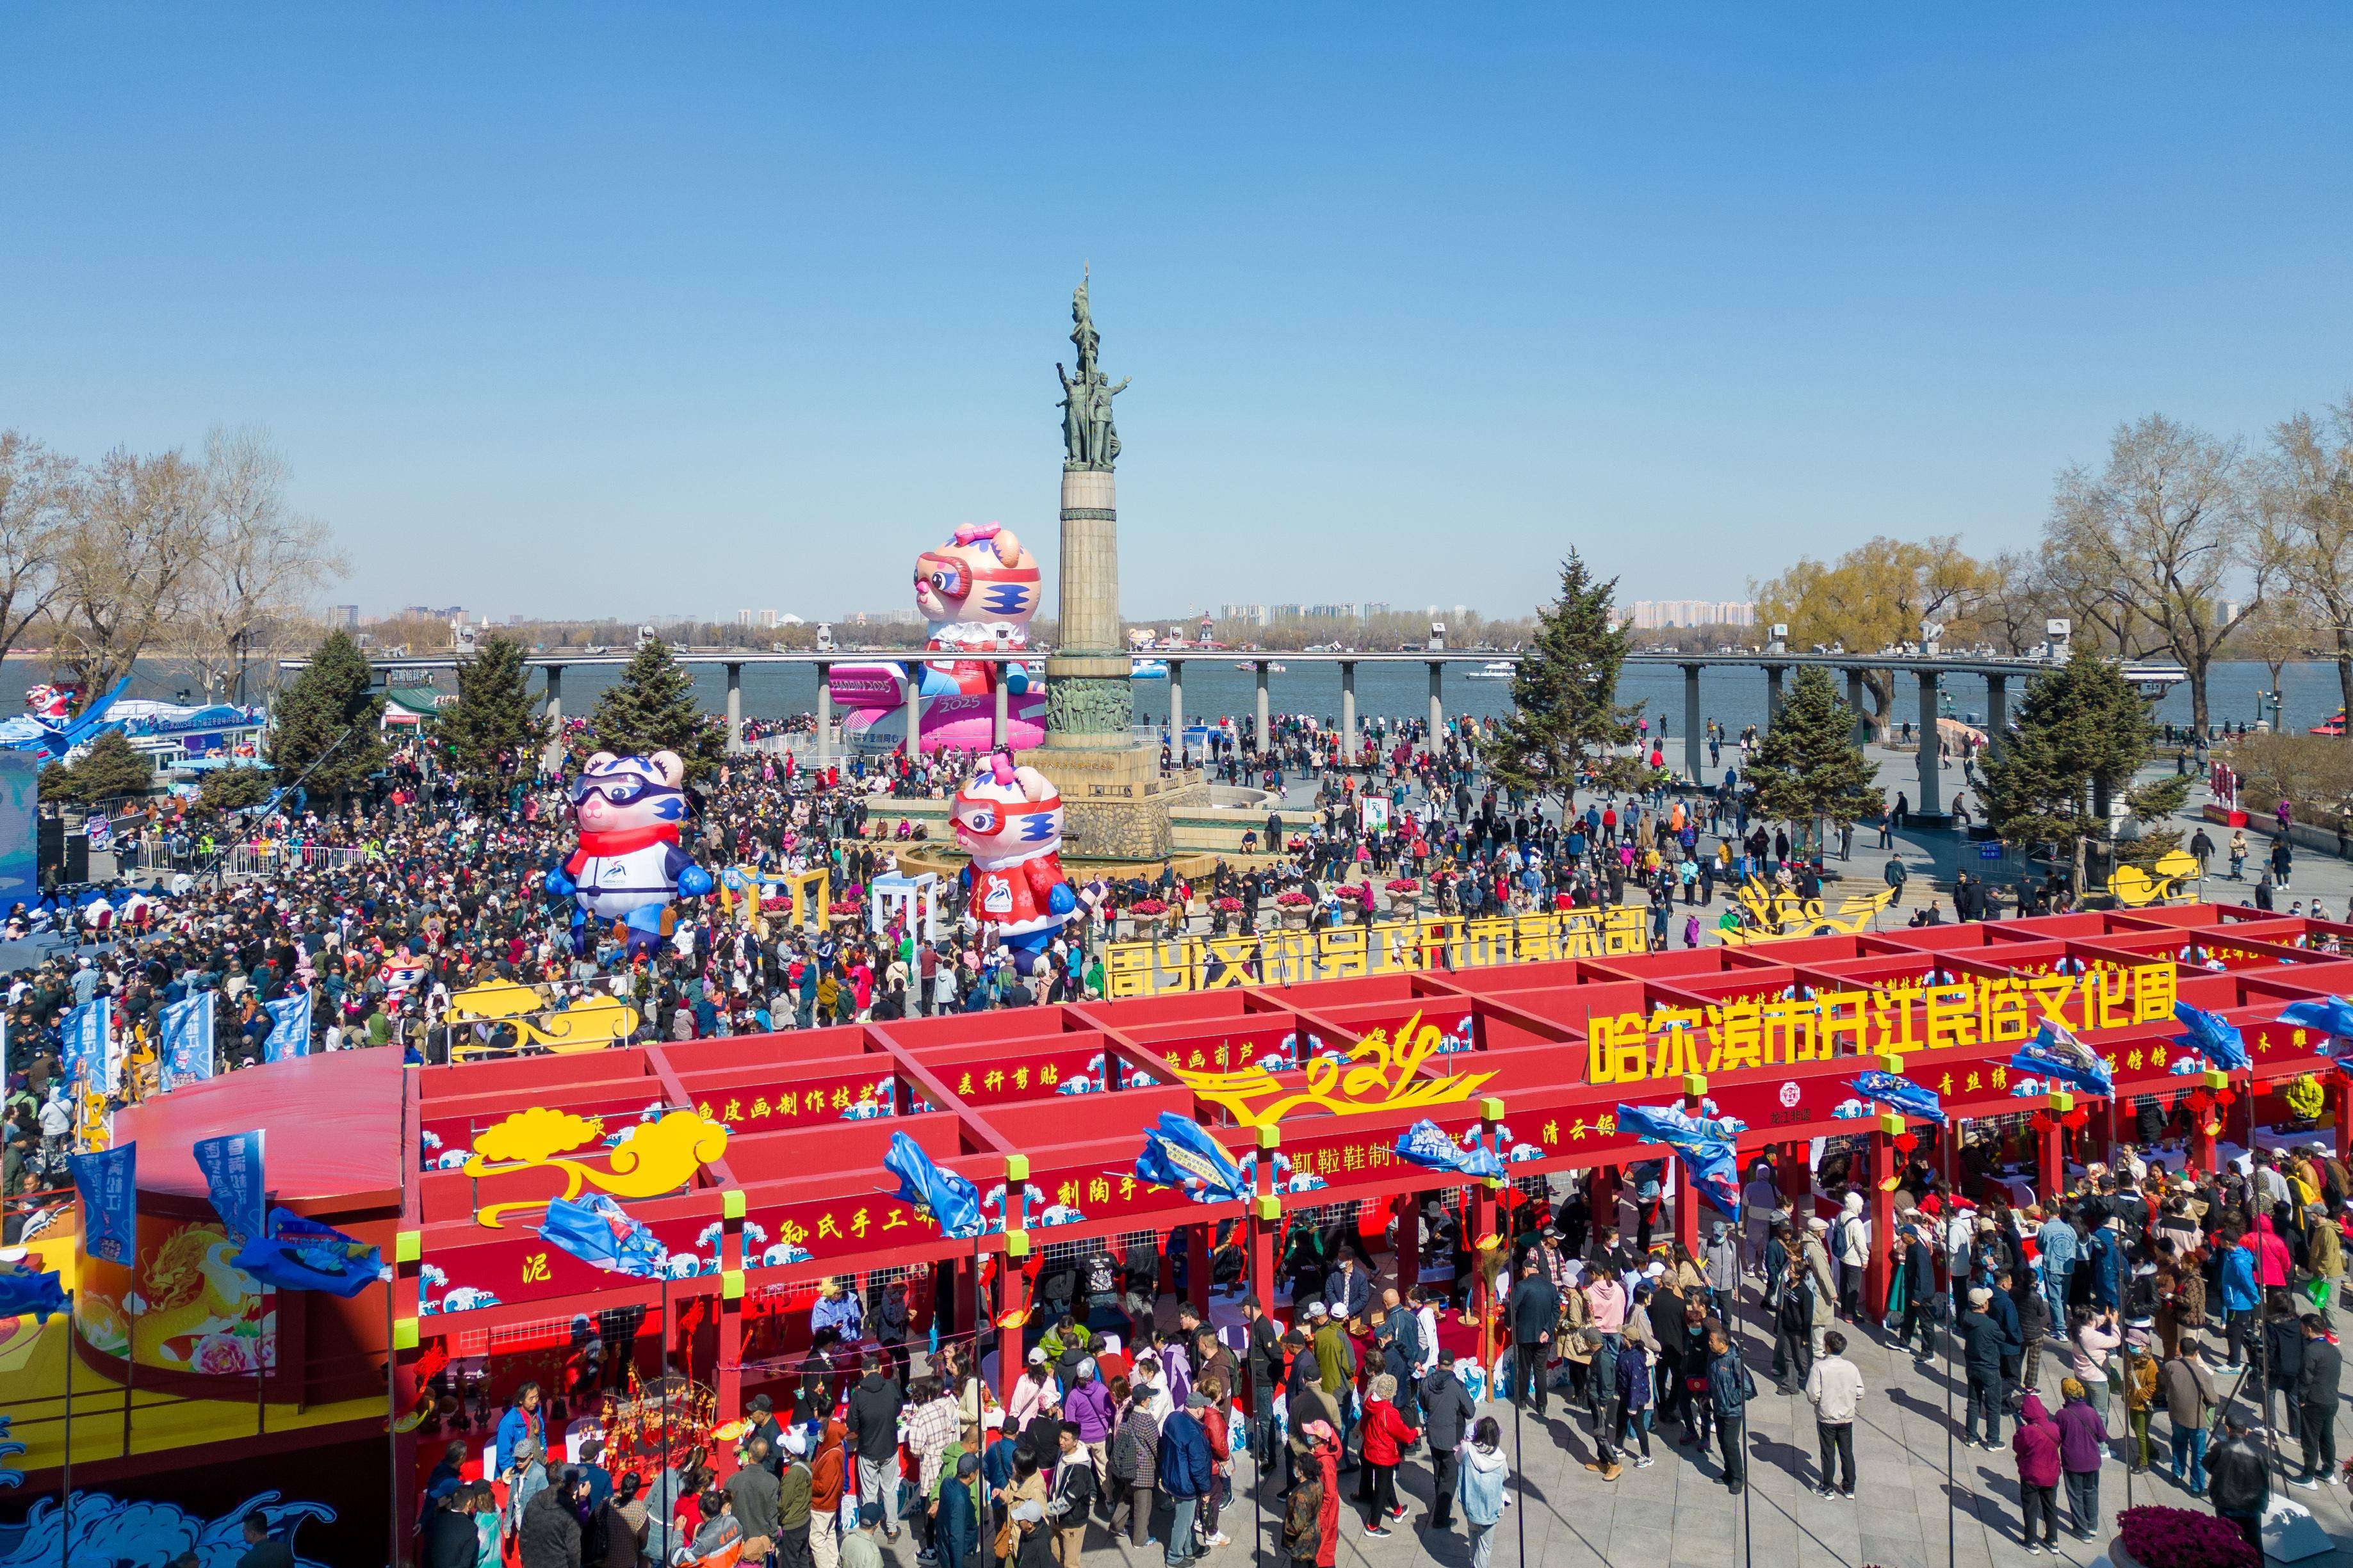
[2011,1391,2062,1553]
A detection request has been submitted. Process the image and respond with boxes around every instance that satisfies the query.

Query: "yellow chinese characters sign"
[1103,909,1647,998]
[1586,962,2178,1085]
[1162,1009,1495,1127]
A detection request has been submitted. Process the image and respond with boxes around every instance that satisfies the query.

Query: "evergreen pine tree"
[1745,667,1881,855]
[1481,550,1646,809]
[1978,644,2190,887]
[39,729,157,805]
[267,628,386,805]
[586,637,724,779]
[442,633,546,802]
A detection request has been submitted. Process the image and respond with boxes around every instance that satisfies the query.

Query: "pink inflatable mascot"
[950,748,1076,971]
[833,522,1049,752]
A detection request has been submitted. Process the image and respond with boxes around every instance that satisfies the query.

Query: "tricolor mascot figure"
[546,750,715,956]
[952,748,1077,973]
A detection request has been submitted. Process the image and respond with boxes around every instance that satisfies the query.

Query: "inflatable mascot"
[546,750,715,955]
[952,748,1077,971]
[832,522,1050,752]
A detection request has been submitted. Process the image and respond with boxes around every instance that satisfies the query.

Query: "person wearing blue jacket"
[2086,1222,2122,1311]
[1706,1323,1754,1494]
[2037,1208,2081,1329]
[2217,1232,2260,1368]
[494,1383,544,1478]
[1615,1331,1655,1466]
[1157,1391,1215,1567]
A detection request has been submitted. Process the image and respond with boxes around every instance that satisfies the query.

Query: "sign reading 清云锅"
[1584,962,2181,1085]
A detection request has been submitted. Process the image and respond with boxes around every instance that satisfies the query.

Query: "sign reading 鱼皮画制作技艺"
[1583,962,2181,1085]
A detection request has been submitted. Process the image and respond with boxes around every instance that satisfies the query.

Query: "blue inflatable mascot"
[545,750,715,956]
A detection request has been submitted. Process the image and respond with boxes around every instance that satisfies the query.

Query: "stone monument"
[1031,271,1200,859]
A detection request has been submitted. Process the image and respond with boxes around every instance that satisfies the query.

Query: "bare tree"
[2231,600,2315,731]
[2265,399,2353,736]
[0,432,76,668]
[2044,414,2269,734]
[52,446,209,707]
[1973,550,2056,655]
[170,426,346,703]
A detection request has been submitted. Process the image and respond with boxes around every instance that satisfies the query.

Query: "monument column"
[1036,271,1187,859]
[724,662,744,754]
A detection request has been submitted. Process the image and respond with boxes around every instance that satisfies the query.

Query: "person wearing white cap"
[1010,1348,1060,1430]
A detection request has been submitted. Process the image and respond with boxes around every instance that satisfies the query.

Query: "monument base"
[1017,740,1205,862]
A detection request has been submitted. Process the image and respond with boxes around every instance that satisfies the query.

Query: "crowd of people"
[409,1114,2353,1567]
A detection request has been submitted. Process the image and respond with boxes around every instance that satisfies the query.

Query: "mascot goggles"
[567,775,682,807]
[916,554,968,598]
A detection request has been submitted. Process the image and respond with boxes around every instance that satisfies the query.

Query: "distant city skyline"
[10,10,2351,617]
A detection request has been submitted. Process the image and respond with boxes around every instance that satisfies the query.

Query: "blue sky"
[6,6,2350,621]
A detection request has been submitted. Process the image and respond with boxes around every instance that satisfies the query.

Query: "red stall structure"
[12,902,2353,1565]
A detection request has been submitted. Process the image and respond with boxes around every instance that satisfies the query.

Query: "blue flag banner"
[539,1193,666,1278]
[0,1263,68,1322]
[1846,1071,1949,1125]
[233,1206,384,1297]
[60,998,114,1096]
[2281,997,2353,1046]
[2012,1021,2116,1097]
[69,1143,137,1266]
[159,992,216,1091]
[1393,1119,1506,1179]
[1615,1101,1746,1220]
[1135,1113,1250,1203]
[191,1129,267,1247]
[263,990,313,1063]
[882,1132,983,1238]
[2173,1002,2251,1073]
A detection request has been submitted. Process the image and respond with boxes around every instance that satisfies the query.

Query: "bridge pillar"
[816,662,833,772]
[902,663,924,761]
[1427,661,1444,759]
[1985,674,2008,760]
[1340,661,1357,761]
[1764,665,1786,723]
[540,664,564,775]
[1682,664,1703,782]
[1916,668,1942,817]
[1846,668,1869,747]
[1169,659,1185,767]
[1255,661,1271,758]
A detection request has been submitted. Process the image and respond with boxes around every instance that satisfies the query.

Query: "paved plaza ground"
[984,1284,2353,1568]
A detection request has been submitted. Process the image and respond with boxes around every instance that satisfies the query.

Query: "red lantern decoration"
[2216,1087,2238,1108]
[2062,1108,2091,1132]
[1893,1133,1918,1156]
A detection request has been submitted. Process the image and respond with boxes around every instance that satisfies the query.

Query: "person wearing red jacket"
[2249,1213,2294,1291]
[1355,1375,1422,1538]
[1196,1378,1233,1550]
[2012,1391,2062,1553]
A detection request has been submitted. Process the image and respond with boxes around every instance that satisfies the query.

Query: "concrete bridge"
[286,647,2186,818]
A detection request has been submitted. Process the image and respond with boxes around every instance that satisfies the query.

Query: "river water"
[4,655,2336,741]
